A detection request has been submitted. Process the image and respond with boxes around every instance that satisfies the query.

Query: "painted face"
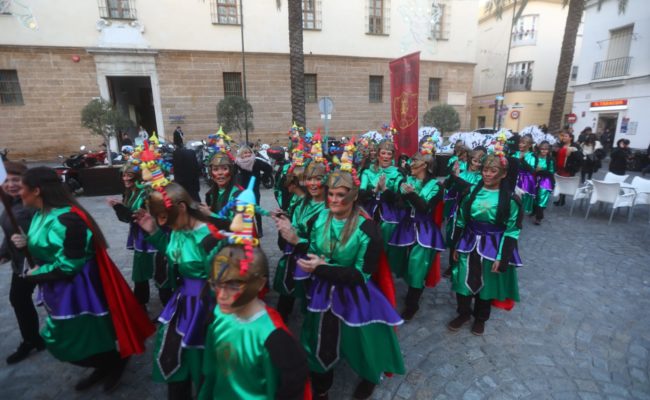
[518,140,531,152]
[19,182,40,208]
[214,280,245,314]
[122,172,136,189]
[305,176,324,198]
[369,149,377,159]
[459,152,468,162]
[410,161,425,176]
[2,173,22,197]
[469,156,482,171]
[378,149,393,168]
[327,186,354,216]
[210,165,231,187]
[482,165,505,189]
[539,145,550,157]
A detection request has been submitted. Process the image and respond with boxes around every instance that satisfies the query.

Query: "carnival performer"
[134,162,221,399]
[388,144,445,320]
[107,162,157,307]
[358,138,405,269]
[274,123,304,211]
[199,244,310,400]
[447,153,523,336]
[1,161,44,364]
[529,141,555,225]
[297,163,404,399]
[272,136,328,323]
[11,167,153,391]
[512,136,535,215]
[442,144,469,222]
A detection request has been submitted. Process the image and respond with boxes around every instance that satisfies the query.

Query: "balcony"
[511,30,537,46]
[505,73,532,92]
[592,57,632,80]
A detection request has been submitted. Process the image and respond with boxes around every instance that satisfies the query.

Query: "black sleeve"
[207,217,231,230]
[313,264,365,285]
[380,188,397,202]
[200,233,219,256]
[499,236,518,272]
[265,329,309,400]
[357,189,373,205]
[112,204,133,223]
[59,213,88,260]
[24,268,69,283]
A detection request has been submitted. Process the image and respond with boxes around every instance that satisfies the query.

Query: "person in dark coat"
[172,147,201,202]
[609,139,631,176]
[235,145,273,236]
[172,126,184,147]
[0,161,45,364]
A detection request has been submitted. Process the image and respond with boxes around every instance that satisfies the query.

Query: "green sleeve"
[360,169,371,191]
[145,229,169,253]
[455,196,469,230]
[31,214,91,276]
[549,159,556,174]
[199,323,216,400]
[524,152,536,170]
[354,233,372,282]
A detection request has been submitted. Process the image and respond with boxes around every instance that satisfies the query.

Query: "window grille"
[211,0,240,25]
[369,75,383,103]
[367,0,390,35]
[303,0,322,30]
[428,78,441,102]
[223,72,243,97]
[0,70,24,105]
[304,74,317,103]
[98,0,137,20]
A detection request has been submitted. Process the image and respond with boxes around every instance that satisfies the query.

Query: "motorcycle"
[55,155,83,196]
[63,146,107,169]
[255,147,275,189]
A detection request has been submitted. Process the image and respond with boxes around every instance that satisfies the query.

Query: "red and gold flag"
[390,52,420,157]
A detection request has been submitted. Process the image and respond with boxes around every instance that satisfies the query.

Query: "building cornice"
[571,74,650,89]
[86,47,158,56]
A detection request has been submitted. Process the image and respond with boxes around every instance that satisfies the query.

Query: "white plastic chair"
[585,180,636,225]
[630,176,650,222]
[603,172,629,183]
[553,174,590,216]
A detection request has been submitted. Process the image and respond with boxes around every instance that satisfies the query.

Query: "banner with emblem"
[390,52,420,157]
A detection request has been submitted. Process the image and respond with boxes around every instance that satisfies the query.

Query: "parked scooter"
[55,155,83,195]
[255,145,275,189]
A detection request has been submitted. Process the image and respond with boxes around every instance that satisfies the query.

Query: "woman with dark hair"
[297,169,404,400]
[135,182,221,400]
[200,149,242,227]
[235,145,273,236]
[580,133,603,182]
[529,141,555,225]
[447,155,523,336]
[554,130,582,206]
[10,167,150,392]
[1,162,44,364]
[609,138,631,176]
[513,136,535,215]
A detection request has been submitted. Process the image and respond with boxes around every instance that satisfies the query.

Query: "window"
[223,72,242,97]
[368,0,384,34]
[302,0,322,30]
[304,74,317,103]
[369,75,383,103]
[431,2,447,40]
[571,66,578,81]
[211,0,240,25]
[98,0,137,20]
[506,61,533,91]
[428,78,441,102]
[0,70,24,105]
[607,25,633,60]
[511,15,538,46]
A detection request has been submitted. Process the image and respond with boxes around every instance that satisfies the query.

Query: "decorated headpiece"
[377,138,396,154]
[305,130,330,178]
[205,127,235,167]
[491,132,509,168]
[147,182,197,227]
[131,139,174,215]
[411,137,437,176]
[337,138,360,186]
[211,245,269,308]
[288,122,306,152]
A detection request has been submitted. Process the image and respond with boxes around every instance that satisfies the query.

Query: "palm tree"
[277,0,306,127]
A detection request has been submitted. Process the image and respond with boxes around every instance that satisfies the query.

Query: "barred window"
[369,75,383,103]
[428,78,441,102]
[223,72,242,97]
[304,74,317,103]
[431,3,447,40]
[98,0,137,20]
[0,70,24,106]
[303,0,322,30]
[368,0,384,34]
[211,0,240,25]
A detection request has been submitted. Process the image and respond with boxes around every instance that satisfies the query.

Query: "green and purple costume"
[527,155,555,209]
[443,155,468,218]
[147,224,220,386]
[28,207,116,362]
[513,151,536,214]
[117,188,156,283]
[199,305,308,400]
[299,210,405,384]
[388,176,445,288]
[444,169,482,245]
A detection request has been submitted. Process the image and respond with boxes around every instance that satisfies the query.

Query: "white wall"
[0,0,478,63]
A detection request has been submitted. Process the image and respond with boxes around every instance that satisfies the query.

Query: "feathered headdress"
[130,139,173,207]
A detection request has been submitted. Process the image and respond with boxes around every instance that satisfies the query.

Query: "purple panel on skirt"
[538,176,554,191]
[40,259,109,319]
[389,214,445,250]
[379,203,405,223]
[306,278,402,326]
[456,221,523,266]
[517,171,536,195]
[361,198,379,218]
[127,223,158,253]
[294,260,311,280]
[158,277,213,347]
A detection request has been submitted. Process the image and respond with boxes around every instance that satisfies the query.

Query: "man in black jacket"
[172,126,184,147]
[172,147,201,202]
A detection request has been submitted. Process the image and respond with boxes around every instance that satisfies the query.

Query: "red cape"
[71,207,155,358]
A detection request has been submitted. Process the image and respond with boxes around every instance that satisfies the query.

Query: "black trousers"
[70,349,121,370]
[9,273,41,345]
[133,281,150,305]
[533,205,545,221]
[456,293,491,322]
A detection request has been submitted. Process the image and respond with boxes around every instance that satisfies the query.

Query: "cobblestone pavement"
[1,172,649,399]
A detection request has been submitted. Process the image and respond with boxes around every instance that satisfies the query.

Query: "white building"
[571,0,650,149]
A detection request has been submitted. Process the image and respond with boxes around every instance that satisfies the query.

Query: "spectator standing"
[172,146,202,202]
[580,133,603,182]
[609,139,631,176]
[172,126,184,147]
[600,128,614,155]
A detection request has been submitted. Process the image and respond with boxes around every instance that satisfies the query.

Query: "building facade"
[570,0,650,149]
[471,0,578,132]
[0,0,478,160]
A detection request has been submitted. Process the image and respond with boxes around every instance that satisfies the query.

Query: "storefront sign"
[589,99,628,111]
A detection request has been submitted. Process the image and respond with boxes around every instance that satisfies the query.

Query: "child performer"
[530,141,555,225]
[513,136,536,215]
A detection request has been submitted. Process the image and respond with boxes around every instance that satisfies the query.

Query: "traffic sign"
[318,97,334,114]
[567,113,577,124]
[510,110,520,119]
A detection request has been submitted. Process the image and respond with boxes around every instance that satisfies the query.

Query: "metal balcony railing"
[505,73,532,92]
[592,57,632,80]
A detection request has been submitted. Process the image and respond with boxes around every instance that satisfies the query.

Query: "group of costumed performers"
[8,166,154,392]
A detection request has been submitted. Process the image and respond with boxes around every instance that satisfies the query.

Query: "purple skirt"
[517,171,536,195]
[158,277,212,348]
[127,223,157,253]
[537,175,554,191]
[39,259,109,319]
[389,213,445,250]
[456,221,523,266]
[306,277,402,327]
[362,196,403,223]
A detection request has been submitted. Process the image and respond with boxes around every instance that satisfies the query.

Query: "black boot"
[75,368,109,391]
[311,370,334,399]
[103,357,129,393]
[401,287,423,321]
[168,380,192,400]
[353,379,377,399]
[276,295,296,324]
[6,340,45,365]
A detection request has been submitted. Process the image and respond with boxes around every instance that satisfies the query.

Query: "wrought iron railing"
[592,57,632,80]
[505,73,532,92]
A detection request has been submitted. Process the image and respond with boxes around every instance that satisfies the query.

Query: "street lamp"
[239,0,249,144]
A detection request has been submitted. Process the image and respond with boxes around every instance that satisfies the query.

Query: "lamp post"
[239,0,249,144]
[495,0,518,130]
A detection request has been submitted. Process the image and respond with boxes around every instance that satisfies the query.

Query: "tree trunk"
[547,0,584,133]
[288,0,306,127]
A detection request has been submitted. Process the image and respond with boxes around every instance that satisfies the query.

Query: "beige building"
[0,0,478,160]
[471,0,579,132]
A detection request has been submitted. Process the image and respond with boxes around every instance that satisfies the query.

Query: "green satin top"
[360,165,403,193]
[147,223,216,279]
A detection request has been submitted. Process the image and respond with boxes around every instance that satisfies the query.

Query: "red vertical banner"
[390,52,420,157]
